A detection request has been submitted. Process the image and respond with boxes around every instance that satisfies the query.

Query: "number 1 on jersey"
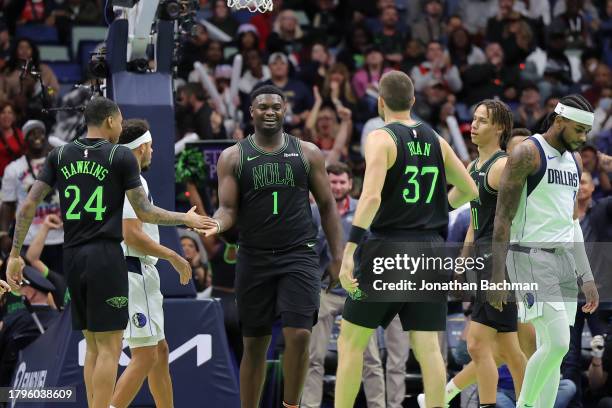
[272,191,279,215]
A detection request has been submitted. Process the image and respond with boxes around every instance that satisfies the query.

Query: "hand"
[6,256,25,291]
[191,215,221,236]
[337,106,352,122]
[313,86,322,104]
[184,206,211,229]
[44,214,63,229]
[339,255,358,295]
[486,276,508,311]
[330,81,340,99]
[211,110,223,133]
[170,252,192,285]
[597,152,612,173]
[590,335,605,359]
[326,258,341,293]
[581,280,599,314]
[0,279,10,295]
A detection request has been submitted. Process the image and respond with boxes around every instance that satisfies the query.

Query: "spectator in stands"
[320,63,358,114]
[516,82,545,131]
[46,0,102,44]
[177,22,209,80]
[24,213,67,309]
[234,24,259,58]
[180,236,210,293]
[238,49,269,96]
[0,38,60,115]
[351,46,390,103]
[302,162,385,408]
[188,39,225,80]
[457,0,498,35]
[309,0,344,47]
[0,101,25,180]
[250,0,283,51]
[0,266,59,386]
[486,0,526,44]
[583,63,612,107]
[578,48,601,87]
[587,317,612,408]
[598,0,612,67]
[0,20,11,72]
[400,38,425,77]
[580,144,612,200]
[411,41,462,94]
[447,27,487,74]
[299,41,332,92]
[411,0,447,47]
[514,0,551,25]
[176,83,226,140]
[259,52,312,130]
[210,0,238,37]
[305,87,352,164]
[336,24,374,72]
[550,0,592,49]
[373,5,404,65]
[462,42,521,107]
[267,9,305,57]
[3,0,53,34]
[0,119,63,271]
[592,86,612,137]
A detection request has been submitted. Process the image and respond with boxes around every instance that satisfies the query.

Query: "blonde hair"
[273,10,303,40]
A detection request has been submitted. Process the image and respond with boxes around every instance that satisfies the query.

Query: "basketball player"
[110,119,191,408]
[6,97,208,408]
[334,70,478,408]
[489,94,600,408]
[195,85,344,408]
[420,100,527,408]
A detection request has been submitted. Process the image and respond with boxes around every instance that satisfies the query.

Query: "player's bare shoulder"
[217,143,241,176]
[507,138,540,177]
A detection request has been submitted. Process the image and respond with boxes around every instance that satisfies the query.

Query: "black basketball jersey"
[469,150,506,242]
[370,122,449,235]
[38,138,142,248]
[236,133,316,250]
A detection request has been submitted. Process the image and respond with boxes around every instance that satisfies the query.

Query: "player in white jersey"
[489,94,600,408]
[110,119,192,408]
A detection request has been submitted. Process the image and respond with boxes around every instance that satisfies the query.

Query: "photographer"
[0,120,63,271]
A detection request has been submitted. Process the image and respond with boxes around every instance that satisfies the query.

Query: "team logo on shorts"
[106,296,128,309]
[524,293,535,309]
[132,313,147,328]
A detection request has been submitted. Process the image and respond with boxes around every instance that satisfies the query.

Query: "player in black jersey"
[422,100,528,408]
[5,97,208,408]
[334,71,478,408]
[194,85,344,408]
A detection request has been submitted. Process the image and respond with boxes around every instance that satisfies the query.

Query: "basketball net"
[227,0,273,13]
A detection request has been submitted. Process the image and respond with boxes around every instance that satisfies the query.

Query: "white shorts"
[124,257,165,348]
[506,247,578,325]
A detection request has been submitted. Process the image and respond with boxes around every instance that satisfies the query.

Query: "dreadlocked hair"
[475,99,514,150]
[539,94,594,133]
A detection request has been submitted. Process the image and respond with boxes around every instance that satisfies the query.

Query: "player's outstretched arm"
[302,141,344,286]
[209,146,240,234]
[441,137,478,208]
[571,153,599,314]
[489,140,539,309]
[6,180,53,287]
[123,219,191,285]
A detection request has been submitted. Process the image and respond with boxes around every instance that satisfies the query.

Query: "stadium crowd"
[0,0,611,406]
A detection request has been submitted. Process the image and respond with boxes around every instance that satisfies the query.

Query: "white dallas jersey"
[121,176,160,265]
[510,134,579,247]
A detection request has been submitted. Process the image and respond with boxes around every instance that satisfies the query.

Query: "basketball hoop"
[227,0,273,13]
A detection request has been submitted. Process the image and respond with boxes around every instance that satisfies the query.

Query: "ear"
[249,105,254,118]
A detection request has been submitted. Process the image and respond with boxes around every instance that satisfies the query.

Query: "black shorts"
[235,244,320,337]
[64,240,129,332]
[342,231,447,332]
[471,301,518,333]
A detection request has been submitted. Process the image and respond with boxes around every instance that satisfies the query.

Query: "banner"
[11,299,239,408]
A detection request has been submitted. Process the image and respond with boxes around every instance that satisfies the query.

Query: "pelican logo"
[106,296,128,308]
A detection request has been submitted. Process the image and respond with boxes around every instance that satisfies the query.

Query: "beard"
[559,128,577,152]
[141,164,150,172]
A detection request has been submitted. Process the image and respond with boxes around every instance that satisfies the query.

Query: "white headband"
[554,102,594,126]
[122,130,152,150]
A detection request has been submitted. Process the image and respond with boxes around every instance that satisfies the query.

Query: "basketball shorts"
[124,256,165,348]
[506,246,578,324]
[235,244,320,337]
[64,240,129,332]
[342,231,447,332]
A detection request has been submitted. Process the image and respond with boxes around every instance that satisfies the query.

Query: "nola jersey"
[370,122,449,234]
[470,151,507,242]
[38,138,142,248]
[236,134,316,250]
[122,175,160,265]
[510,134,580,246]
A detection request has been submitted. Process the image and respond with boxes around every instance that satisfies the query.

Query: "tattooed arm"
[489,140,539,309]
[125,187,207,228]
[6,181,52,287]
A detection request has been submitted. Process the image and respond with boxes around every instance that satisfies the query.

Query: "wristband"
[214,219,221,234]
[348,226,367,244]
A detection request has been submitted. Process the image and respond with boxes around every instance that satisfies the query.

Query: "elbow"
[360,194,382,209]
[123,232,139,248]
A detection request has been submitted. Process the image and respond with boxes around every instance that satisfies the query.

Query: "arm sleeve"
[1,162,18,202]
[37,147,59,187]
[116,147,142,191]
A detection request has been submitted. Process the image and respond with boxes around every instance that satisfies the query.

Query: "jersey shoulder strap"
[289,135,310,175]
